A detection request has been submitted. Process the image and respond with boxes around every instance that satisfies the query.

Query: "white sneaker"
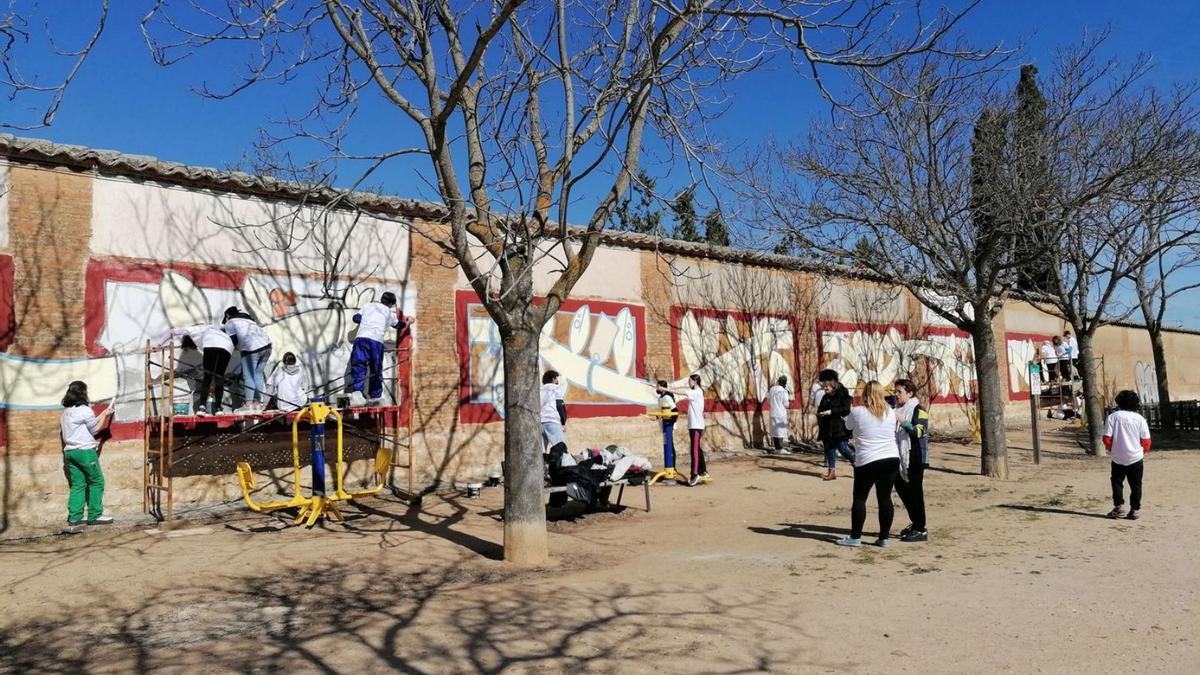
[347,391,367,407]
[233,405,256,415]
[366,398,381,407]
[194,405,209,417]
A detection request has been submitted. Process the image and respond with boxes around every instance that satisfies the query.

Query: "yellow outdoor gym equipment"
[236,399,390,527]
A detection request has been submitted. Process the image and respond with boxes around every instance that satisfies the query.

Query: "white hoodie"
[267,362,310,409]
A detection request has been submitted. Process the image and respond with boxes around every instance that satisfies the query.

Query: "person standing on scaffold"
[347,291,413,407]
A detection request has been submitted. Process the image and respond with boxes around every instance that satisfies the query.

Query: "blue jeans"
[241,347,272,403]
[542,421,565,449]
[823,439,855,469]
[350,337,385,399]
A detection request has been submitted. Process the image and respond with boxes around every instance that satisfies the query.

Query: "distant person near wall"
[60,380,115,533]
[767,375,792,455]
[816,369,854,480]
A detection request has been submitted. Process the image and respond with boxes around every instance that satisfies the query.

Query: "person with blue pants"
[224,306,272,413]
[348,291,412,406]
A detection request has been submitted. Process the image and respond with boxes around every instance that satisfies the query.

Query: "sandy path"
[2,429,1198,673]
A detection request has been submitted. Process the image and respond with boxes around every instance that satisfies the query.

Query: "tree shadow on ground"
[0,558,833,673]
[926,464,979,477]
[995,504,1111,520]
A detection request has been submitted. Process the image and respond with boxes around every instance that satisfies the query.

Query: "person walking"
[1104,390,1151,520]
[892,379,930,542]
[767,375,792,455]
[60,381,115,532]
[223,306,273,413]
[836,380,900,548]
[816,369,854,480]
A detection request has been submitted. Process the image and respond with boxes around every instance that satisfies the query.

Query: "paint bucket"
[466,482,483,499]
[486,472,501,488]
[173,403,189,416]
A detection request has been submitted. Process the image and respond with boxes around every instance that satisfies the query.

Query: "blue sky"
[4,1,1199,326]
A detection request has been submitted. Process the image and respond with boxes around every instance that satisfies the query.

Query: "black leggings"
[851,457,900,539]
[894,456,926,531]
[1111,460,1144,510]
[689,429,707,477]
[199,347,231,411]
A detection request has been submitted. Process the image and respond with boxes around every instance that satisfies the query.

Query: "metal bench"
[545,476,651,512]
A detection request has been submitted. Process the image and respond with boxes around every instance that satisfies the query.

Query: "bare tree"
[141,0,984,563]
[1019,34,1200,455]
[1129,187,1200,429]
[736,48,1020,477]
[1,1,108,130]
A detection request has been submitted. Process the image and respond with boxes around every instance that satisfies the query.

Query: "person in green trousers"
[60,380,114,532]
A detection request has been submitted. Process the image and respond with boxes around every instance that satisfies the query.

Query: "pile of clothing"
[545,443,653,508]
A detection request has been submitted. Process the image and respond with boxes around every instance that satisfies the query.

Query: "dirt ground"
[2,425,1198,674]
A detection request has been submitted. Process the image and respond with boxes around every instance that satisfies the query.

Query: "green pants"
[64,448,105,523]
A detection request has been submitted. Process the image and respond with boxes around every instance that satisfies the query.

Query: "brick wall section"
[407,221,503,485]
[6,165,92,457]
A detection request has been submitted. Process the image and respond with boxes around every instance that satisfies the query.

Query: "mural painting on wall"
[670,307,799,409]
[1005,331,1056,400]
[457,290,654,422]
[1135,362,1159,405]
[0,258,413,428]
[816,322,978,402]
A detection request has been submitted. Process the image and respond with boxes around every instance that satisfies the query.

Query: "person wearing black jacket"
[816,369,855,480]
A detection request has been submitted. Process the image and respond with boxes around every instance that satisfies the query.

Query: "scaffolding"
[143,340,415,521]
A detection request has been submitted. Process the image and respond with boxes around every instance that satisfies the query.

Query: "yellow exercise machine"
[645,409,687,485]
[236,399,389,527]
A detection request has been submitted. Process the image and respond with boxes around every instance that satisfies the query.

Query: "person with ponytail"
[836,380,900,548]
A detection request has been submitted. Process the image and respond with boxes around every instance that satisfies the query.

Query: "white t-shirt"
[685,386,706,430]
[225,316,271,352]
[658,392,677,411]
[356,302,400,343]
[61,405,103,451]
[170,325,234,353]
[844,406,899,467]
[1054,343,1069,360]
[768,385,790,422]
[809,382,825,410]
[1040,342,1058,364]
[1067,336,1079,357]
[267,365,310,409]
[1104,410,1150,466]
[540,383,564,425]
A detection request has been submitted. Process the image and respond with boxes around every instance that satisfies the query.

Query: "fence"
[1138,400,1200,431]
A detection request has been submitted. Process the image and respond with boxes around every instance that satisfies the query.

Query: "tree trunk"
[500,326,549,565]
[1076,333,1106,456]
[1148,326,1174,430]
[970,314,1009,478]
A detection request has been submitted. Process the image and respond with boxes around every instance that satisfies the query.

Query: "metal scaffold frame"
[143,339,416,521]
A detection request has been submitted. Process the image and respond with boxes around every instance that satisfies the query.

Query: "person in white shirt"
[1103,390,1152,520]
[267,351,311,410]
[166,324,235,415]
[767,376,792,455]
[1039,339,1059,383]
[223,306,273,413]
[540,370,567,449]
[664,374,710,486]
[1052,336,1071,382]
[60,380,115,530]
[836,380,900,548]
[348,291,413,406]
[1063,330,1080,380]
